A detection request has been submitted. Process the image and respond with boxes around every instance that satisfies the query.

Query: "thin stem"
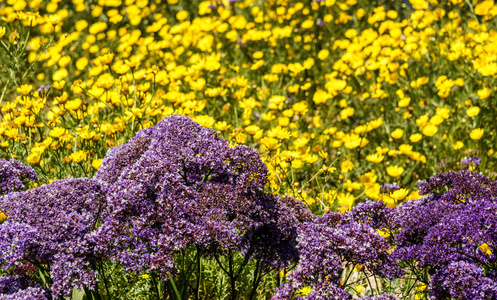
[228,250,236,300]
[196,247,201,300]
[99,262,112,300]
[151,272,162,300]
[249,259,262,300]
[167,274,182,300]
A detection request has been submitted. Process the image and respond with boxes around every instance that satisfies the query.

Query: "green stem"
[167,274,182,300]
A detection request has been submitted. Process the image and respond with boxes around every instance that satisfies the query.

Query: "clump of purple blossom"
[96,115,309,279]
[0,276,49,299]
[460,156,481,168]
[0,159,37,195]
[380,183,400,193]
[428,261,497,300]
[0,178,109,298]
[272,203,400,299]
[387,170,497,298]
[359,294,398,300]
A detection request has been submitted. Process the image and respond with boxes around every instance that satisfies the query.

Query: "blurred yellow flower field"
[0,0,495,214]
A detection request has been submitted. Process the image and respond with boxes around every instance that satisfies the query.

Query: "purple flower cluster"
[429,261,497,300]
[387,170,497,298]
[359,294,398,300]
[96,115,308,275]
[0,276,48,299]
[273,203,400,299]
[460,156,481,167]
[0,159,37,195]
[0,178,108,298]
[380,183,400,193]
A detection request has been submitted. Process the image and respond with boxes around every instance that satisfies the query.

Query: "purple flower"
[0,159,37,195]
[359,294,398,300]
[387,170,497,299]
[97,115,308,276]
[380,183,400,193]
[429,261,497,300]
[0,178,109,298]
[273,211,400,299]
[460,156,481,167]
[0,276,49,299]
[36,85,50,96]
[0,286,48,300]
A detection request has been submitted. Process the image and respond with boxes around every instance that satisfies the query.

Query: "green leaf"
[72,287,86,300]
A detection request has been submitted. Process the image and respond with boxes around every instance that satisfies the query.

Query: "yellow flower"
[387,166,404,177]
[342,133,361,149]
[0,211,6,223]
[366,153,384,164]
[301,19,314,29]
[422,124,438,137]
[141,274,150,279]
[477,87,491,99]
[253,51,263,59]
[391,128,404,139]
[259,137,280,151]
[341,157,354,173]
[99,53,114,65]
[466,106,480,117]
[318,49,330,60]
[27,152,42,165]
[475,0,494,15]
[46,14,61,25]
[354,285,365,294]
[470,128,484,140]
[50,127,67,138]
[377,228,391,238]
[453,141,464,150]
[92,159,102,170]
[68,150,87,163]
[398,97,411,108]
[17,84,32,96]
[9,30,19,43]
[337,192,355,211]
[410,133,422,143]
[478,243,493,256]
[390,188,409,201]
[297,286,312,296]
[0,27,5,39]
[340,107,354,120]
[215,121,231,131]
[399,144,413,155]
[66,98,83,110]
[407,191,422,201]
[176,10,189,21]
[312,89,329,104]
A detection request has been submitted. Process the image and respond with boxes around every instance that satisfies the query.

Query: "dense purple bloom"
[350,200,394,230]
[429,261,497,300]
[0,276,30,294]
[272,211,400,299]
[0,276,48,299]
[0,178,108,298]
[387,170,497,299]
[96,115,308,276]
[0,159,37,195]
[0,286,48,300]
